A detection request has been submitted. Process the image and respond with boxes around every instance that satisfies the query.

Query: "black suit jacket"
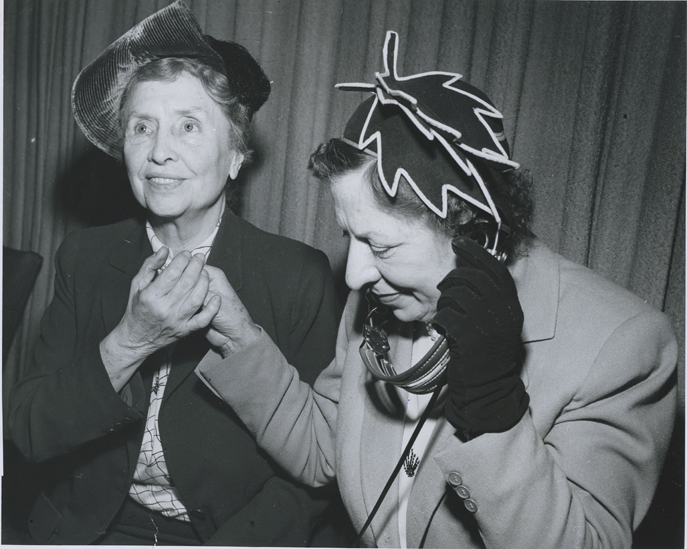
[8,211,340,545]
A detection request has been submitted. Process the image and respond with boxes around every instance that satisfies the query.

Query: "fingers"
[187,294,221,332]
[153,252,199,296]
[204,265,238,300]
[133,247,170,291]
[128,251,212,339]
[437,268,485,297]
[181,266,211,315]
[204,265,230,287]
[451,236,505,286]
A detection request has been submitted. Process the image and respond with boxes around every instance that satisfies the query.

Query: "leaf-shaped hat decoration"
[337,31,518,223]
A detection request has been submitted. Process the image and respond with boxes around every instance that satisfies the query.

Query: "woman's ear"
[228,151,245,180]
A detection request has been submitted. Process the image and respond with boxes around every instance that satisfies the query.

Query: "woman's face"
[122,73,243,225]
[331,168,456,323]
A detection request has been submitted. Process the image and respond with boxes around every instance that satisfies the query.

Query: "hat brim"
[72,0,268,160]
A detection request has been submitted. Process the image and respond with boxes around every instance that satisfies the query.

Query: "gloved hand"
[432,237,529,439]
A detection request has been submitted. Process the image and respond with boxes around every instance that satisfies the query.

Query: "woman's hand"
[100,247,220,391]
[432,237,529,439]
[203,265,261,357]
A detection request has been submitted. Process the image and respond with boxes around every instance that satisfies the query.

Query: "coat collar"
[107,218,150,274]
[106,210,244,294]
[509,239,560,343]
[205,209,243,293]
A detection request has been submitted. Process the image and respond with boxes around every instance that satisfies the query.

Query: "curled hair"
[119,57,253,163]
[308,138,534,259]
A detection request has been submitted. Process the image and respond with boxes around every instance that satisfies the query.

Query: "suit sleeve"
[433,310,677,548]
[8,233,146,463]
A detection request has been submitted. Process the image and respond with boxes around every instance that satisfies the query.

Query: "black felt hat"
[72,0,270,160]
[338,31,518,226]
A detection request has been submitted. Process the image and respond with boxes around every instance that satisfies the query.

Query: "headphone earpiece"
[457,200,513,263]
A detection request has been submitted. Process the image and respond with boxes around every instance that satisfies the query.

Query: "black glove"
[432,237,529,440]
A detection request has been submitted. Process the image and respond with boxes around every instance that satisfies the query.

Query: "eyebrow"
[126,105,207,120]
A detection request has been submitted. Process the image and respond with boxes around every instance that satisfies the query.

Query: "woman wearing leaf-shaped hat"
[200,31,677,548]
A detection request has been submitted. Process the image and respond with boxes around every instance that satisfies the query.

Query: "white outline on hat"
[335,29,517,258]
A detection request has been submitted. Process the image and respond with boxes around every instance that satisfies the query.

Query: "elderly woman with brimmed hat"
[197,31,677,548]
[9,2,341,545]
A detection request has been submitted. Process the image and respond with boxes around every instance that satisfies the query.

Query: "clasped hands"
[104,247,258,388]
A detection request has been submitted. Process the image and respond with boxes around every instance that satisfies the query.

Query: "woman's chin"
[390,305,434,324]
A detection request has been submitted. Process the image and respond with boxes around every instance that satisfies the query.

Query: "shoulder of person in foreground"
[234,215,334,283]
[53,217,145,271]
[517,238,677,368]
[434,239,678,548]
[514,238,677,439]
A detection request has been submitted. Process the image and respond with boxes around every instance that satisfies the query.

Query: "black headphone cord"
[354,385,443,547]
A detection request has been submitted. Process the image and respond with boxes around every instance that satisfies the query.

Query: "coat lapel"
[163,210,243,397]
[406,417,458,547]
[205,210,243,292]
[98,220,153,472]
[100,221,151,336]
[510,241,560,344]
[360,318,414,547]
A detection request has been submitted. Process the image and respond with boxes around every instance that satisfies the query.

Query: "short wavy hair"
[308,138,534,259]
[119,57,253,163]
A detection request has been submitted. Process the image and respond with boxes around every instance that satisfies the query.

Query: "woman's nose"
[345,239,380,291]
[148,130,179,164]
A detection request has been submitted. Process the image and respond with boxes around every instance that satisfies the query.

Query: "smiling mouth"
[374,292,402,305]
[146,177,184,189]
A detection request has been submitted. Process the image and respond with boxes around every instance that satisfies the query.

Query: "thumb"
[136,247,169,289]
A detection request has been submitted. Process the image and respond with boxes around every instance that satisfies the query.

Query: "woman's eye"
[370,246,391,259]
[183,121,198,133]
[133,122,150,134]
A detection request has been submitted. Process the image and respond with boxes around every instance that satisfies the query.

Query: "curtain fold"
[4,0,684,411]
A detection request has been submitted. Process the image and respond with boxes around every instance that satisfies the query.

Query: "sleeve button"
[464,499,478,513]
[456,485,470,499]
[447,472,463,486]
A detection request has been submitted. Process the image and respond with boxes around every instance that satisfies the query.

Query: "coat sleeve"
[196,328,346,488]
[433,309,677,548]
[196,293,356,488]
[8,232,146,463]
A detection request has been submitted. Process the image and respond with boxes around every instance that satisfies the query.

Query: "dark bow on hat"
[336,31,518,242]
[72,0,270,160]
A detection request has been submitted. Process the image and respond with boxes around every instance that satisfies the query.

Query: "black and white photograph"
[3,1,684,547]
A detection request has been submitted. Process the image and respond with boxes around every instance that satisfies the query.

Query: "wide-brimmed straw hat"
[72,0,270,160]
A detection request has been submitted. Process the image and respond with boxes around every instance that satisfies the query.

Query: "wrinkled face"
[331,168,455,323]
[122,73,243,225]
